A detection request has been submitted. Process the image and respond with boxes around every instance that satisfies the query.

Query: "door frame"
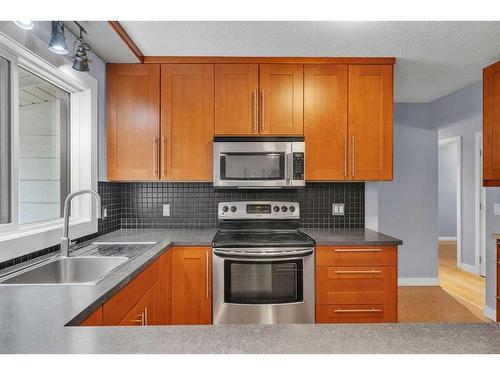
[475,131,486,276]
[438,136,462,267]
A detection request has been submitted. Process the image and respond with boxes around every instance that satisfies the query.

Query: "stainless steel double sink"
[0,242,157,285]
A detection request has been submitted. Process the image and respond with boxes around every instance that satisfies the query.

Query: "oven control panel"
[218,201,300,219]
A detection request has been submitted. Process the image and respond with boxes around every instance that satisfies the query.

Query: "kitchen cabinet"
[171,246,212,325]
[118,282,160,326]
[161,64,214,181]
[107,64,160,181]
[80,306,103,326]
[315,245,398,323]
[215,64,259,135]
[304,64,348,180]
[483,61,500,186]
[259,64,304,135]
[348,65,393,180]
[305,64,393,181]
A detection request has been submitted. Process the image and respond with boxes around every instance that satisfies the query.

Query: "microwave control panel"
[293,153,304,180]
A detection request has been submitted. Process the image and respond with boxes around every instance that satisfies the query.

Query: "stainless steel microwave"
[213,137,305,188]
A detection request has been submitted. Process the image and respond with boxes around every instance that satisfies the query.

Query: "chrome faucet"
[60,189,101,257]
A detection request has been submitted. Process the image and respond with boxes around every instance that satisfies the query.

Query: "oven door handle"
[213,248,314,258]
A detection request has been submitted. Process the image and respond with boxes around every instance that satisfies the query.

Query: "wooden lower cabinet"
[80,306,103,326]
[316,304,396,323]
[315,245,398,324]
[118,282,160,326]
[171,247,212,325]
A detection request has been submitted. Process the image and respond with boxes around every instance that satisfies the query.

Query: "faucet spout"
[61,189,101,257]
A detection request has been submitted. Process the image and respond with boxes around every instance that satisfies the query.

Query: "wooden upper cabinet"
[348,65,393,180]
[171,247,212,325]
[161,64,214,181]
[215,64,259,135]
[260,64,304,135]
[304,65,348,180]
[107,64,160,181]
[483,61,500,185]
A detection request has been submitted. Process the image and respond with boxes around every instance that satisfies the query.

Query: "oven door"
[212,248,315,324]
[213,140,292,187]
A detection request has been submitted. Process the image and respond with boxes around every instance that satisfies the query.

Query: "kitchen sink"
[0,256,129,285]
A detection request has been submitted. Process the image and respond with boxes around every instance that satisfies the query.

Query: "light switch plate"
[494,203,500,216]
[163,204,170,217]
[332,203,345,216]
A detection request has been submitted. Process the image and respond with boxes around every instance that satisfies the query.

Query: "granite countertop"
[304,228,403,246]
[1,228,499,354]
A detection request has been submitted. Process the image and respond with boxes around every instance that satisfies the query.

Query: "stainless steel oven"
[212,201,315,325]
[213,137,305,188]
[212,247,315,324]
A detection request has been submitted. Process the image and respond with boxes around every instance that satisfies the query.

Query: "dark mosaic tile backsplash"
[120,182,364,229]
[0,181,364,270]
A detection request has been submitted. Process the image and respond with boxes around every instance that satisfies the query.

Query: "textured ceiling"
[120,21,500,103]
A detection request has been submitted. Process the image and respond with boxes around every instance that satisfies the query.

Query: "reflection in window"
[18,67,70,224]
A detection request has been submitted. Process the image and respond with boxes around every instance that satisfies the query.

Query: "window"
[18,68,70,224]
[0,55,11,224]
[0,33,98,260]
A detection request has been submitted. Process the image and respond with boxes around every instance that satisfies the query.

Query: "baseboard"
[398,277,440,286]
[438,237,457,241]
[459,262,477,274]
[484,305,496,321]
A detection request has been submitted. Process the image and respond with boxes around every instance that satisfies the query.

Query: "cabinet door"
[348,65,393,180]
[161,64,214,181]
[215,64,259,135]
[158,250,172,325]
[483,61,500,183]
[80,307,103,326]
[304,65,348,180]
[107,64,160,181]
[171,247,212,325]
[259,64,303,135]
[118,283,160,326]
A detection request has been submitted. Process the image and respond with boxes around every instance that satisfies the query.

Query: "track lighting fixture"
[13,21,34,30]
[71,22,92,72]
[48,21,69,55]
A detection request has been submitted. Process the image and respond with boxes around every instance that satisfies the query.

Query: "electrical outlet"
[332,203,345,216]
[163,204,170,217]
[102,207,108,218]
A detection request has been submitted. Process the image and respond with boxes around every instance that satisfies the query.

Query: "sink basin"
[0,256,129,285]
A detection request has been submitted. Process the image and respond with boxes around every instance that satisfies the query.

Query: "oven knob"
[281,206,288,212]
[230,206,237,212]
[289,206,296,213]
[273,205,280,212]
[222,206,229,213]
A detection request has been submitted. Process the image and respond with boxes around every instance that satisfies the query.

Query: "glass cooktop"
[212,230,315,248]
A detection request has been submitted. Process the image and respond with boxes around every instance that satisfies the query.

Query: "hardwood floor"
[398,241,490,323]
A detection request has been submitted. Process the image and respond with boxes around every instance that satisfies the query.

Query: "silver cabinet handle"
[153,137,159,177]
[252,90,257,133]
[344,135,347,177]
[334,308,382,313]
[334,248,382,253]
[334,270,382,274]
[161,137,166,177]
[205,250,209,299]
[144,307,148,326]
[351,136,355,177]
[131,312,144,325]
[260,90,265,133]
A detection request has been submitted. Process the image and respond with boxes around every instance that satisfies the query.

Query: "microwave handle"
[286,153,293,183]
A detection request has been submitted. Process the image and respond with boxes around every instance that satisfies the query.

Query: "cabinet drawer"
[316,304,396,323]
[103,260,159,325]
[316,266,397,305]
[316,245,397,267]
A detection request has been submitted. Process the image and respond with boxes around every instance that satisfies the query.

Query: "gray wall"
[438,116,481,266]
[366,104,439,281]
[438,142,458,238]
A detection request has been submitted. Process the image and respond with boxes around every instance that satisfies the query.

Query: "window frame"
[0,32,98,263]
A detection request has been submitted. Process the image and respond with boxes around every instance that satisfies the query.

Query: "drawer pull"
[334,270,382,274]
[334,248,382,253]
[334,308,382,313]
[131,312,144,325]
